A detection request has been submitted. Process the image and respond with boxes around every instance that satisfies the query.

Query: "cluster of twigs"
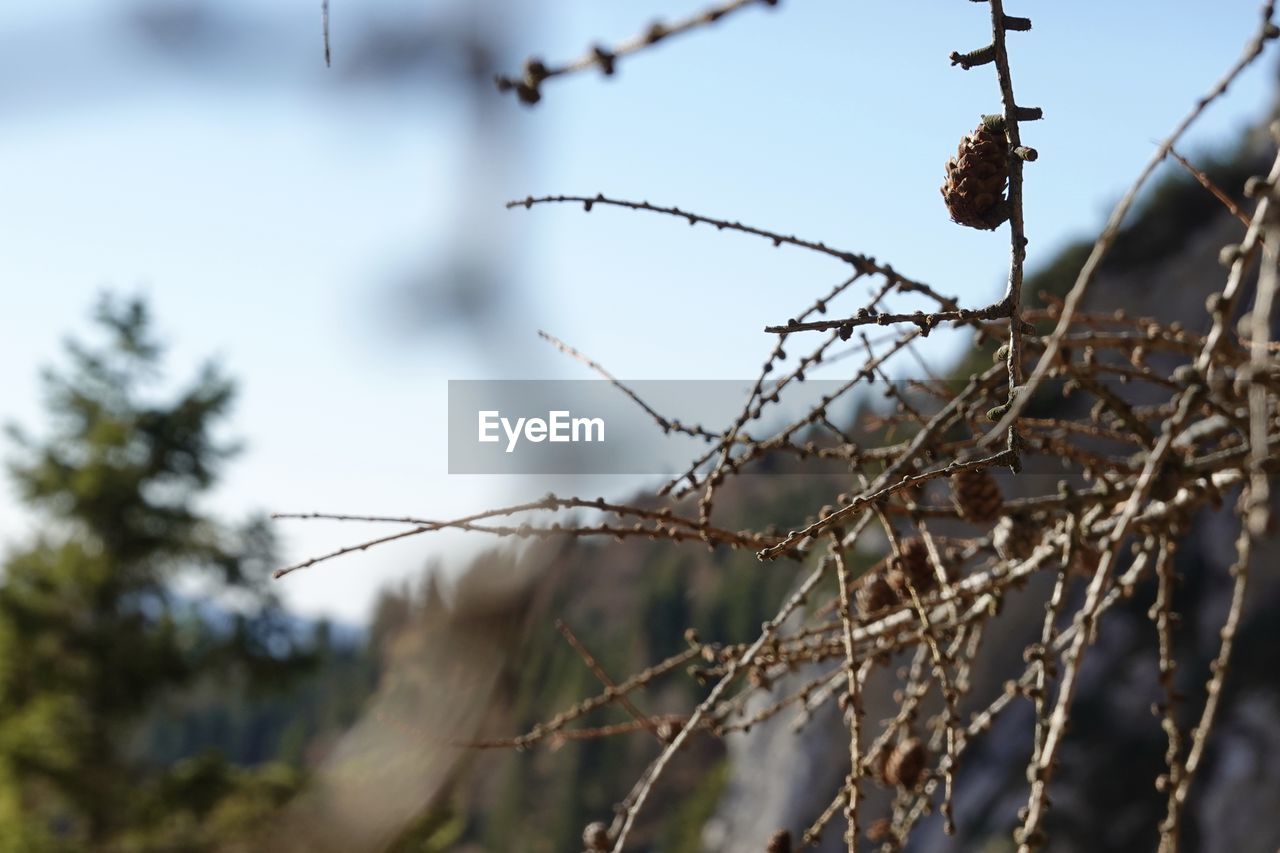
[283,2,1280,851]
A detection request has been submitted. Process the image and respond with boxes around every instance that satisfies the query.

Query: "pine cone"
[887,538,936,597]
[856,570,897,617]
[583,821,611,852]
[866,817,893,843]
[941,116,1010,230]
[993,513,1039,562]
[766,829,792,853]
[951,466,1003,524]
[883,737,928,789]
[1071,543,1103,578]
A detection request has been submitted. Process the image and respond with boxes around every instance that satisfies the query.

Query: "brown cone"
[941,116,1010,230]
[951,467,1004,524]
[883,737,928,788]
[857,571,897,617]
[1071,543,1103,577]
[993,513,1039,562]
[766,829,792,853]
[887,538,935,597]
[866,818,892,843]
[583,821,611,852]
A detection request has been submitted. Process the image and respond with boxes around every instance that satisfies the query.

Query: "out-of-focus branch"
[495,0,779,104]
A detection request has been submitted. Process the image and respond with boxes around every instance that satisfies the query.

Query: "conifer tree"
[0,295,304,849]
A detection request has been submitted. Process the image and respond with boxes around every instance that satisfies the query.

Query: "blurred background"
[2,1,1279,850]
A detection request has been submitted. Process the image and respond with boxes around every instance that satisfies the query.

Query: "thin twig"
[986,2,1279,445]
[1174,493,1254,809]
[495,0,777,104]
[556,619,664,744]
[1169,147,1253,229]
[507,194,929,287]
[608,536,854,852]
[321,0,331,67]
[831,542,863,852]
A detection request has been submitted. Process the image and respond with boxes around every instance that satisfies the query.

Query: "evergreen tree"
[0,295,306,850]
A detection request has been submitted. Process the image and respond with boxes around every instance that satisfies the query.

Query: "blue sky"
[1,0,1275,622]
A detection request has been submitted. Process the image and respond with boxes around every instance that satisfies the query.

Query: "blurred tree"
[0,295,309,850]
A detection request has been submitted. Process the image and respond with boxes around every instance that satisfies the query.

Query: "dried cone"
[883,737,928,789]
[993,513,1039,562]
[857,570,897,617]
[865,818,893,843]
[583,821,611,852]
[941,115,1010,230]
[951,466,1004,524]
[887,538,935,597]
[1071,543,1103,578]
[766,829,792,853]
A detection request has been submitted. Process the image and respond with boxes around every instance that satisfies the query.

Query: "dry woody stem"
[282,3,1280,851]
